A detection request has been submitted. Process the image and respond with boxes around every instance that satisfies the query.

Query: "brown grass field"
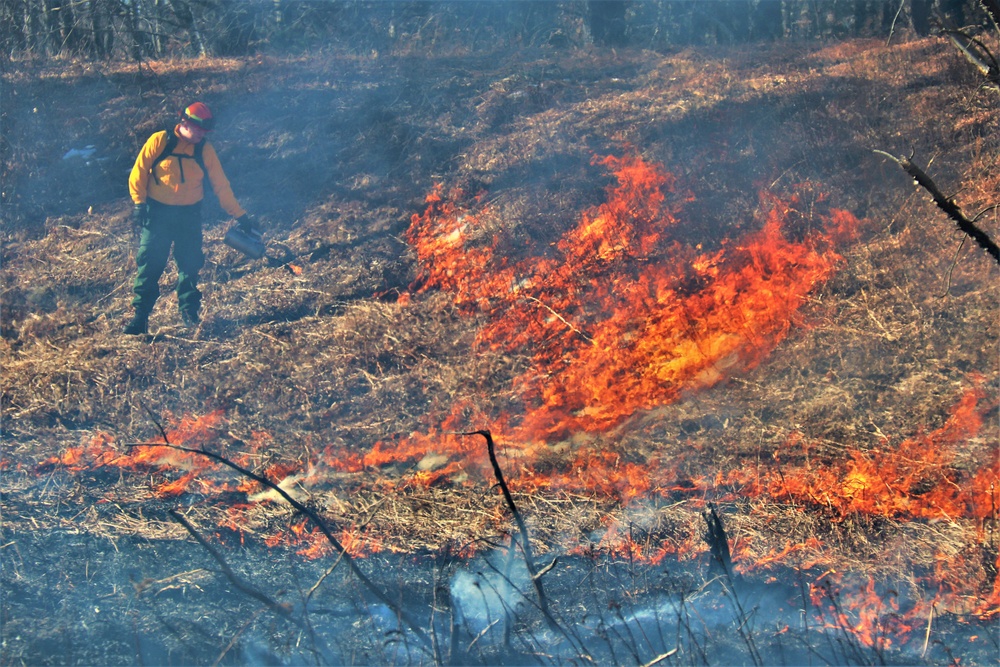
[1,34,998,665]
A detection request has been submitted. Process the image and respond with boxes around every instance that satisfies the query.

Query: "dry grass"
[2,35,998,663]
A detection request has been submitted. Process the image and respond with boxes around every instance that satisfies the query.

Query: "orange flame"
[38,411,234,499]
[406,154,858,442]
[754,384,995,522]
[810,573,915,649]
[34,152,994,646]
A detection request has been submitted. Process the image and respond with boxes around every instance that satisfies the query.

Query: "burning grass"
[2,35,998,665]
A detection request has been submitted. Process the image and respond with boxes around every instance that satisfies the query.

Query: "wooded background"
[0,0,979,62]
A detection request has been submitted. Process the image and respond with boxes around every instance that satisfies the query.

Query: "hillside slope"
[2,37,998,664]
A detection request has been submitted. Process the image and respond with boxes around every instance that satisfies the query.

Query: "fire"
[37,410,237,499]
[715,384,998,626]
[811,573,913,650]
[319,400,517,494]
[311,152,873,555]
[33,152,995,652]
[358,153,866,514]
[749,384,996,522]
[406,154,858,442]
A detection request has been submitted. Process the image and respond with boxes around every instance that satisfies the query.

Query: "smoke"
[450,551,530,640]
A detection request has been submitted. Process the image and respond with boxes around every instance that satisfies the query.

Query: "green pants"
[132,200,204,316]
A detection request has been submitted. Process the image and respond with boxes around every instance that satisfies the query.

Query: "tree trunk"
[164,0,206,57]
[126,0,145,61]
[588,0,628,46]
[911,0,933,35]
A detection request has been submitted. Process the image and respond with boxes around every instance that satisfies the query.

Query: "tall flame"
[405,154,858,442]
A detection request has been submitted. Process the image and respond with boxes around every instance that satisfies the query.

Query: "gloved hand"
[235,213,256,234]
[132,204,148,230]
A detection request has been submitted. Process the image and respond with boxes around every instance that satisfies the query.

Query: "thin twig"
[641,648,678,667]
[212,608,266,667]
[168,510,297,622]
[921,603,935,657]
[523,295,593,343]
[939,235,968,298]
[128,438,432,650]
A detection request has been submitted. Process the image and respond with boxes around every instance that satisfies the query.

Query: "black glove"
[236,213,256,234]
[132,204,148,230]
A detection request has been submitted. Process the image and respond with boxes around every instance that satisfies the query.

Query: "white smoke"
[450,551,530,640]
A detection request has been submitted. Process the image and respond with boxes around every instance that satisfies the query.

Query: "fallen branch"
[942,28,1000,85]
[168,509,330,665]
[168,509,298,622]
[128,425,432,650]
[876,151,1000,265]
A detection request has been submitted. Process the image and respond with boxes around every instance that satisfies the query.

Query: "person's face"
[178,119,208,143]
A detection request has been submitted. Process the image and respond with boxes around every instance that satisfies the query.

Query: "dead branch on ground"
[127,431,433,650]
[941,28,1000,89]
[168,510,330,664]
[168,510,302,625]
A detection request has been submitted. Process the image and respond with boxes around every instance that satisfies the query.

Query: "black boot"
[124,311,149,335]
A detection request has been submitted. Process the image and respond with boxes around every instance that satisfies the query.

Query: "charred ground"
[2,35,998,665]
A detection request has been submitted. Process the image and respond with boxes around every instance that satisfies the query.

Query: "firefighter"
[125,101,255,335]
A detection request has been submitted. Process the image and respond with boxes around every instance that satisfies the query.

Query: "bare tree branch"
[127,437,433,650]
[460,429,591,659]
[980,0,1000,38]
[461,431,549,609]
[876,151,1000,265]
[168,509,298,622]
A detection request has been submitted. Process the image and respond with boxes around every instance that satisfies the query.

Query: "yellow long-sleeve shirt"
[128,126,246,218]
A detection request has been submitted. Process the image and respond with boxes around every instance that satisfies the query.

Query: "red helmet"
[181,102,215,131]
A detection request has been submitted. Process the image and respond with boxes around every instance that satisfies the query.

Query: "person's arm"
[202,142,246,219]
[128,131,168,205]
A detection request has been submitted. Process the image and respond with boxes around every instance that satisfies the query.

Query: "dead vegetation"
[1,33,998,665]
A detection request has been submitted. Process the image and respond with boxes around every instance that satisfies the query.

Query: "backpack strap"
[150,128,207,184]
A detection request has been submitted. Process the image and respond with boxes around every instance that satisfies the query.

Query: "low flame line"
[126,440,432,649]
